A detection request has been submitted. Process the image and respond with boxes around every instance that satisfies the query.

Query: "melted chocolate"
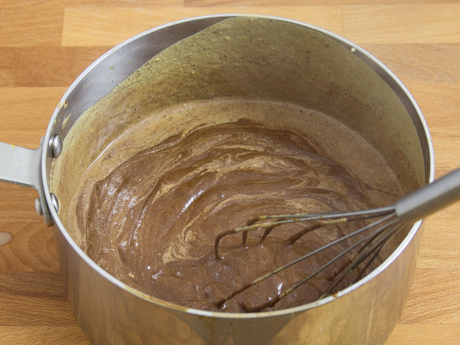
[69,99,403,312]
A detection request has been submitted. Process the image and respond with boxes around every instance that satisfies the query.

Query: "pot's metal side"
[54,15,231,139]
[44,15,230,183]
[52,219,424,345]
[318,34,433,183]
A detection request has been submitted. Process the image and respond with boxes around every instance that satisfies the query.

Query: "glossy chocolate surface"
[66,99,403,312]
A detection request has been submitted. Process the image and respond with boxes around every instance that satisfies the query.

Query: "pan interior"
[49,16,426,312]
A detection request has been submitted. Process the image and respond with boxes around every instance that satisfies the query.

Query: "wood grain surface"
[1,1,459,344]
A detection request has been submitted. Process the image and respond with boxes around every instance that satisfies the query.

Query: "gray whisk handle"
[396,168,460,223]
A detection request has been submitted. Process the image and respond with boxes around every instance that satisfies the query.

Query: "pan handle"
[0,140,53,226]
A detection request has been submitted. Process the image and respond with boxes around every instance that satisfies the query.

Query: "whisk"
[213,168,460,312]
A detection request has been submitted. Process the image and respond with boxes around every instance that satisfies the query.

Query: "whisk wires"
[213,206,403,312]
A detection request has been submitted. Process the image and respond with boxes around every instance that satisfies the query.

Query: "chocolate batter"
[66,99,404,313]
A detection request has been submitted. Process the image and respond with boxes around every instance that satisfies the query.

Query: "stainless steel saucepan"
[0,15,433,345]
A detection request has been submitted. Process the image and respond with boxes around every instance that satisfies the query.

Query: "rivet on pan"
[50,193,60,213]
[49,135,63,158]
[35,198,43,216]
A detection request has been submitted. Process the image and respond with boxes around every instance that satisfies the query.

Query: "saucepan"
[0,14,433,344]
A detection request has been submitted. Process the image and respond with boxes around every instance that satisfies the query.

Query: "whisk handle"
[396,168,460,223]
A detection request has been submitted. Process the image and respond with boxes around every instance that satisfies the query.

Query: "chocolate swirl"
[70,100,403,312]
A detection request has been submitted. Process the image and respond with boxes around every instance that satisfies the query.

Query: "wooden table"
[1,1,459,344]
